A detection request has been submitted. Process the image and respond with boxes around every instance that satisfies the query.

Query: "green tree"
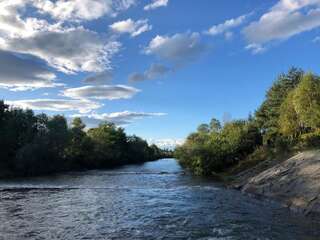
[88,122,128,167]
[279,91,301,139]
[127,135,151,163]
[255,67,303,144]
[210,118,221,132]
[294,73,320,130]
[0,101,163,177]
[66,118,93,168]
[197,123,210,134]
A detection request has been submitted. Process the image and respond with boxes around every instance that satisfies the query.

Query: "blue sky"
[1,0,320,147]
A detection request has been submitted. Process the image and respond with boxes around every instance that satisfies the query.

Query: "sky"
[1,0,320,148]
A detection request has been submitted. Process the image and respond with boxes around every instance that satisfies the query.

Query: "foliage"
[226,146,272,175]
[255,67,303,145]
[278,91,301,139]
[294,73,320,130]
[279,73,320,138]
[299,130,320,148]
[175,118,262,175]
[175,68,320,177]
[0,102,168,177]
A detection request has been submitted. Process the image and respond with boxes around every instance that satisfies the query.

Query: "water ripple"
[0,159,319,240]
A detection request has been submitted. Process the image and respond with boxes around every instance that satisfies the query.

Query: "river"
[0,158,319,240]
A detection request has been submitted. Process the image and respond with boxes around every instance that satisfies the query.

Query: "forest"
[0,102,170,177]
[175,68,320,176]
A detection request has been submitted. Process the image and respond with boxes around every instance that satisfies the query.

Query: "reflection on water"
[0,159,319,240]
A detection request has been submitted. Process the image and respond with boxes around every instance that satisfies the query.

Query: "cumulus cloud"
[62,85,140,100]
[0,0,57,39]
[6,99,101,113]
[110,18,152,37]
[83,71,113,85]
[129,63,171,82]
[205,14,249,37]
[0,50,60,91]
[72,111,166,126]
[0,0,123,80]
[144,0,169,11]
[144,32,207,65]
[1,27,121,74]
[32,0,136,22]
[243,0,320,51]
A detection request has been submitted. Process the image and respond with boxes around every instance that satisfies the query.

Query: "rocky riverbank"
[231,150,320,217]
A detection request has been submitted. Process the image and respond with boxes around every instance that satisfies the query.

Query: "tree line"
[0,102,171,177]
[175,68,320,176]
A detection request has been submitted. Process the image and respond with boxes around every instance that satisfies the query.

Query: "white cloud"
[129,63,171,82]
[62,85,140,100]
[313,36,320,42]
[110,18,152,37]
[1,27,121,74]
[72,111,166,126]
[0,50,60,91]
[205,14,249,37]
[224,32,234,40]
[0,0,124,78]
[245,43,266,54]
[0,0,56,38]
[144,32,207,65]
[148,138,184,149]
[144,0,169,11]
[32,0,136,22]
[6,99,101,113]
[243,0,320,49]
[83,71,113,84]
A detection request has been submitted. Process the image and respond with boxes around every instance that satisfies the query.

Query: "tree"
[210,118,221,132]
[127,135,151,163]
[278,73,320,140]
[66,118,92,168]
[0,102,163,177]
[197,123,210,134]
[46,115,69,159]
[72,117,86,130]
[293,73,320,130]
[88,122,128,167]
[176,118,262,175]
[255,67,303,144]
[279,91,301,139]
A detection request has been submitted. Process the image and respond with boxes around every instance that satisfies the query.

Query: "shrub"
[299,130,320,148]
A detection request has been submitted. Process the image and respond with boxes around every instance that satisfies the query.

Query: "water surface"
[0,159,319,240]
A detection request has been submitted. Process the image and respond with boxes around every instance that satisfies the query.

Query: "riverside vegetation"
[175,68,320,178]
[0,102,171,177]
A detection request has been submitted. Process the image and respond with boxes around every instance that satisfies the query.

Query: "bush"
[227,146,272,175]
[299,130,320,148]
[274,136,292,152]
[174,119,263,176]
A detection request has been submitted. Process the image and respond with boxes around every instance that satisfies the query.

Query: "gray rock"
[242,150,320,215]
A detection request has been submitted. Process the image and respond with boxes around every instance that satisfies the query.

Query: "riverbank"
[229,150,320,217]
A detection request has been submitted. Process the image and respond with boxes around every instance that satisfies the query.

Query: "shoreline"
[227,150,320,218]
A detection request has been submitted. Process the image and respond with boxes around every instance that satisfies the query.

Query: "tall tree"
[210,118,221,132]
[294,73,320,130]
[279,91,301,139]
[255,67,304,144]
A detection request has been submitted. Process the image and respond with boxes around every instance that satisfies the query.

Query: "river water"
[0,158,319,240]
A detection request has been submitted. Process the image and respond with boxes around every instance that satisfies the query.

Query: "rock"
[241,150,320,216]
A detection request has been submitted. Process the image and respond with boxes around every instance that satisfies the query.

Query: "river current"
[0,158,320,240]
